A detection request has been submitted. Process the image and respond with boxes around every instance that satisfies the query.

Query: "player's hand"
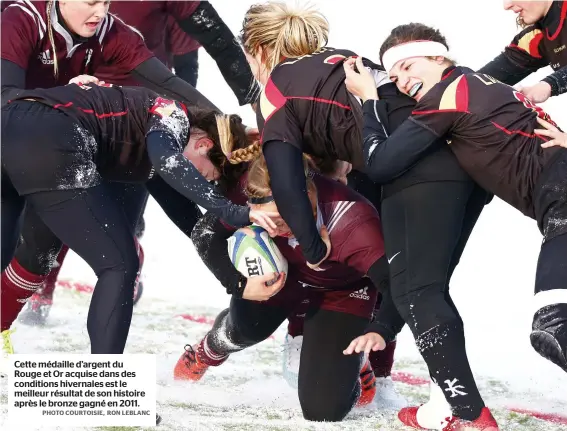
[249,209,279,237]
[517,81,552,104]
[242,272,286,301]
[69,75,105,86]
[343,56,379,102]
[536,117,567,149]
[343,332,386,355]
[306,225,331,270]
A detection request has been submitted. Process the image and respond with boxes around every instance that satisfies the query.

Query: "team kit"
[1,0,566,430]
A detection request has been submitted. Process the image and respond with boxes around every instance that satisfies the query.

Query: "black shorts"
[534,149,567,242]
[1,101,100,195]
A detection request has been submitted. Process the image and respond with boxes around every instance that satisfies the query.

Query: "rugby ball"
[227,225,288,282]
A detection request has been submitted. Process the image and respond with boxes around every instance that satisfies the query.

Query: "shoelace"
[442,415,458,431]
[182,344,198,368]
[2,329,16,354]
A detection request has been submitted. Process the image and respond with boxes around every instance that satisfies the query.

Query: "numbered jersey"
[409,66,562,217]
[257,47,365,169]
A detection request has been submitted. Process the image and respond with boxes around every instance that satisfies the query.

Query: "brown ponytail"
[46,0,59,77]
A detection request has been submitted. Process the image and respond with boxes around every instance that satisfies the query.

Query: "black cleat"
[531,304,567,372]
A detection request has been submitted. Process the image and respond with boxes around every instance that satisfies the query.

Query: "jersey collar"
[50,0,88,58]
[540,0,566,41]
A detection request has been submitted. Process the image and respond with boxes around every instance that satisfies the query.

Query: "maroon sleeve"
[336,210,385,275]
[99,15,155,75]
[0,4,41,69]
[164,0,201,20]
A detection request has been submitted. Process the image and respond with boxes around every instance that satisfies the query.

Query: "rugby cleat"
[19,291,53,326]
[282,333,302,389]
[443,408,499,430]
[173,344,210,381]
[373,376,408,410]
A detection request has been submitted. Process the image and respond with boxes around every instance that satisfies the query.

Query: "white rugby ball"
[227,225,288,282]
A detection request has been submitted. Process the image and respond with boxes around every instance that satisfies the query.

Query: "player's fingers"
[354,337,368,353]
[355,56,366,74]
[541,139,558,148]
[268,272,286,292]
[364,338,375,355]
[343,338,359,355]
[536,116,558,132]
[534,128,552,137]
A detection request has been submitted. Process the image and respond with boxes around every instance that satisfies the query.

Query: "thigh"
[26,185,137,278]
[15,207,63,275]
[298,308,367,420]
[382,181,474,292]
[1,171,26,271]
[448,183,489,280]
[109,182,149,232]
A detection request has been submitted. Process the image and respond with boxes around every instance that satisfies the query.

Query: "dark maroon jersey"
[272,174,384,289]
[501,1,566,73]
[10,83,189,182]
[105,1,199,68]
[166,15,200,57]
[410,66,562,217]
[257,47,365,169]
[1,1,153,88]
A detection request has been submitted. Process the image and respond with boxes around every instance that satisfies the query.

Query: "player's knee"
[298,384,353,422]
[15,240,62,275]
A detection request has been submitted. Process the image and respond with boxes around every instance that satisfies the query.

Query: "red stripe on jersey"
[491,121,546,140]
[287,96,352,110]
[52,102,128,118]
[455,75,469,112]
[265,78,287,109]
[547,0,567,41]
[441,68,456,81]
[412,109,470,115]
[509,32,544,58]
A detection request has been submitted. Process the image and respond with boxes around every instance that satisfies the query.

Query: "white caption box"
[7,354,156,427]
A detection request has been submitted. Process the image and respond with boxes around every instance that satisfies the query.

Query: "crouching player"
[173,155,405,421]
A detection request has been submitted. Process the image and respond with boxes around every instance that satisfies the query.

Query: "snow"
[2,0,567,430]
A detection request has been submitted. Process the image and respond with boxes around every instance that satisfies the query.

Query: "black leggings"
[12,183,148,275]
[2,180,139,353]
[380,180,488,419]
[207,298,367,422]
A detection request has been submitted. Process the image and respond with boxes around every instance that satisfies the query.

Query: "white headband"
[382,40,449,75]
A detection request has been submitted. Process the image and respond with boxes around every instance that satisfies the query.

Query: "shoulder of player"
[2,0,48,39]
[98,13,144,45]
[412,66,475,112]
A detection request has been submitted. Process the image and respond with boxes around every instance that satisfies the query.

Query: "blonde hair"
[216,115,262,164]
[246,154,314,200]
[46,0,59,77]
[240,1,329,73]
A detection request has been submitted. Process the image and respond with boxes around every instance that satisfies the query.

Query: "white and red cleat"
[442,408,499,430]
[173,344,210,381]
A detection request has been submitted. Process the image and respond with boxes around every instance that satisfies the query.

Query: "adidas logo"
[349,286,370,300]
[38,50,54,65]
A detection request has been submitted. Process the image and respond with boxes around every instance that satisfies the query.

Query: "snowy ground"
[2,0,567,429]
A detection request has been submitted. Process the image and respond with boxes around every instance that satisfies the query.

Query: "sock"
[1,259,47,330]
[196,335,229,366]
[39,245,69,298]
[369,340,396,378]
[417,321,484,421]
